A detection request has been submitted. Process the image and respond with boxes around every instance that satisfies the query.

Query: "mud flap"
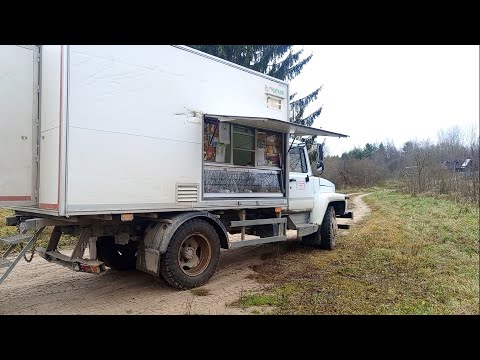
[137,247,161,275]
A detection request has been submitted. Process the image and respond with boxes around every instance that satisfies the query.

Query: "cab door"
[287,145,314,211]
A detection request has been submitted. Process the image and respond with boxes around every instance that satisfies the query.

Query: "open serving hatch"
[202,115,348,200]
[214,115,349,138]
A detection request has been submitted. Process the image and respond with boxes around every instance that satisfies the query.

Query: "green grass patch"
[240,293,278,307]
[236,188,479,314]
[235,292,284,309]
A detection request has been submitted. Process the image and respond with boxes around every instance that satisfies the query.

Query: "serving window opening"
[203,117,285,198]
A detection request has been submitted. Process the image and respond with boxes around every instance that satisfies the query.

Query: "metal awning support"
[213,114,349,138]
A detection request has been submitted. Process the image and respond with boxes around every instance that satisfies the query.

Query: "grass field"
[234,189,479,314]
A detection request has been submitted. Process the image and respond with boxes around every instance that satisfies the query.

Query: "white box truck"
[0,45,352,289]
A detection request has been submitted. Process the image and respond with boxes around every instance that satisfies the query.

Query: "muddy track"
[0,193,371,315]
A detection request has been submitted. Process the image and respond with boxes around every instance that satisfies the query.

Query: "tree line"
[324,126,479,202]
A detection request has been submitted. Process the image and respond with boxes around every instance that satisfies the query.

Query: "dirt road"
[0,194,370,315]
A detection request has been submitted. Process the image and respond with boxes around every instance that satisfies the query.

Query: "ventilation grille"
[176,184,199,203]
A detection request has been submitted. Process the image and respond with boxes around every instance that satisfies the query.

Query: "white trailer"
[0,45,352,289]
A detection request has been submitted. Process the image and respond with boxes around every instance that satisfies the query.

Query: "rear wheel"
[160,219,221,290]
[96,236,138,270]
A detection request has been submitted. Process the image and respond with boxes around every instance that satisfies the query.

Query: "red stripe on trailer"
[0,196,32,201]
[39,203,59,210]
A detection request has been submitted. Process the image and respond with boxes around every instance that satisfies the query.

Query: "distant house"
[460,159,472,171]
[441,159,472,172]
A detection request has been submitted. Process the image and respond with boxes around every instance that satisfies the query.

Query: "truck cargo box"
[0,45,292,216]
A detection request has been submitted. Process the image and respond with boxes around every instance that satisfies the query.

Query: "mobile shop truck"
[0,45,352,289]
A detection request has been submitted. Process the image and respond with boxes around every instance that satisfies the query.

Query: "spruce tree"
[190,45,322,127]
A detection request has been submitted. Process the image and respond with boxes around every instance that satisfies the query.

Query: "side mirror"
[316,143,325,174]
[317,143,324,162]
[317,160,324,174]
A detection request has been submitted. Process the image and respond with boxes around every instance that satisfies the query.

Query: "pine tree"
[190,45,322,127]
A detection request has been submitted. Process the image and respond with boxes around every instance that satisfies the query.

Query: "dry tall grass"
[235,190,479,314]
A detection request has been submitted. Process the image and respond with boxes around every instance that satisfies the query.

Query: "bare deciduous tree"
[321,125,479,203]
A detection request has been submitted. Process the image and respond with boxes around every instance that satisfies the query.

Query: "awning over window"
[211,115,348,138]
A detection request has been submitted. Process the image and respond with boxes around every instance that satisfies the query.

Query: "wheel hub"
[182,246,195,260]
[177,233,213,277]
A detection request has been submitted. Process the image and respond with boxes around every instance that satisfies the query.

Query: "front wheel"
[301,204,337,250]
[160,219,221,290]
[319,205,337,250]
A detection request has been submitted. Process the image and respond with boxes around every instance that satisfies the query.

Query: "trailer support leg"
[46,226,62,252]
[71,227,92,260]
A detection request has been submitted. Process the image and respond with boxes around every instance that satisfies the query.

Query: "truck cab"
[286,140,352,248]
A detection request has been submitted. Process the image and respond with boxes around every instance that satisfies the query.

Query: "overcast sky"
[290,45,479,156]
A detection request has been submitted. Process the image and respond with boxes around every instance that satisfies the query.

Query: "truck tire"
[301,205,337,250]
[319,205,337,250]
[96,236,138,271]
[160,219,221,290]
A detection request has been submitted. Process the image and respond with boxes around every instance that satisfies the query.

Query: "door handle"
[289,179,296,182]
